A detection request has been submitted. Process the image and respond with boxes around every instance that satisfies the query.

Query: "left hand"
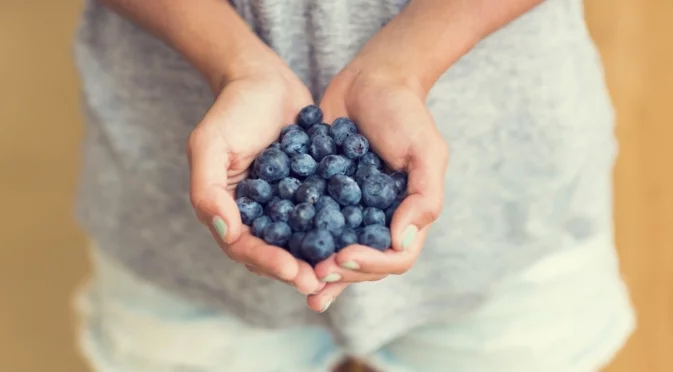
[306,65,449,312]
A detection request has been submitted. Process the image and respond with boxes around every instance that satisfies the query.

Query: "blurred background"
[1,0,671,371]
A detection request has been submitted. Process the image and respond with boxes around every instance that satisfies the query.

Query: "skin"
[100,0,543,311]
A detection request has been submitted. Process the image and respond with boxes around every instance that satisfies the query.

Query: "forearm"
[99,0,281,91]
[349,0,543,93]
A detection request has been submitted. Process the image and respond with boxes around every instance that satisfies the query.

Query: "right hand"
[188,65,324,295]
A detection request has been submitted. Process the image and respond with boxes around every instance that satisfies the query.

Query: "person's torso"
[73,0,617,353]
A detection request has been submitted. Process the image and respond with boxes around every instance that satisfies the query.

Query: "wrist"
[347,0,480,93]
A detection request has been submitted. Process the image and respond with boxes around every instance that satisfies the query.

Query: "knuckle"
[424,202,443,223]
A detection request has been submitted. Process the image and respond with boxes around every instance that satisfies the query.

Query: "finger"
[390,138,448,252]
[333,227,429,275]
[188,126,242,245]
[306,282,350,313]
[226,233,299,281]
[314,254,389,283]
[293,261,325,295]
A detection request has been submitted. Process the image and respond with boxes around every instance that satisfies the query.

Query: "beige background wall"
[1,0,671,371]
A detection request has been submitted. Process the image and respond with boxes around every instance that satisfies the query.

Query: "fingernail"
[400,225,418,251]
[340,261,360,270]
[320,298,334,313]
[321,273,341,283]
[212,216,227,241]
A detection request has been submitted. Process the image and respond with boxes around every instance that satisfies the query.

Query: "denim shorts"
[74,235,635,372]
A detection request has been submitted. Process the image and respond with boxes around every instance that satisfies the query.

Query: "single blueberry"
[288,202,316,232]
[253,148,291,182]
[251,215,272,238]
[309,134,337,161]
[303,175,326,194]
[336,228,358,251]
[385,197,403,225]
[327,175,362,206]
[390,171,408,196]
[236,197,263,225]
[358,225,392,251]
[363,207,386,226]
[268,142,282,151]
[358,152,383,170]
[314,207,346,235]
[297,105,323,129]
[280,124,303,138]
[263,221,292,247]
[342,205,363,229]
[290,153,318,177]
[317,155,352,179]
[281,130,310,157]
[246,179,273,204]
[299,229,336,266]
[277,177,302,200]
[307,123,330,138]
[329,117,358,146]
[266,199,294,222]
[294,183,322,204]
[361,172,396,209]
[235,179,251,200]
[315,195,341,212]
[288,232,306,258]
[341,134,369,159]
[355,164,380,187]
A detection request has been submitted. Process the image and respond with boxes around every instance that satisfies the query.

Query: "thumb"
[390,138,449,252]
[187,126,243,245]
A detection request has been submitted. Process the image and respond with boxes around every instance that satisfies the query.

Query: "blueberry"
[309,134,337,161]
[281,130,310,157]
[327,175,362,206]
[253,148,291,182]
[290,153,318,177]
[246,179,273,204]
[266,199,294,222]
[268,142,282,150]
[342,206,363,229]
[358,152,383,170]
[385,197,403,225]
[361,172,396,209]
[297,105,323,129]
[355,164,380,186]
[235,179,251,199]
[288,232,306,257]
[336,228,358,251]
[303,175,326,194]
[280,124,303,138]
[298,229,336,266]
[277,177,301,200]
[329,117,358,146]
[294,183,322,204]
[317,155,352,179]
[288,202,316,232]
[341,134,369,159]
[390,172,408,196]
[315,195,341,212]
[358,225,392,251]
[236,197,263,225]
[314,207,346,235]
[251,215,272,238]
[307,123,330,138]
[263,221,292,247]
[363,207,386,226]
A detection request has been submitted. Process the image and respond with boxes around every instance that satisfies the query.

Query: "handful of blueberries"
[235,105,408,266]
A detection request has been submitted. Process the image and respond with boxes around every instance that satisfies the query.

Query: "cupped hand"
[306,67,449,312]
[188,67,324,295]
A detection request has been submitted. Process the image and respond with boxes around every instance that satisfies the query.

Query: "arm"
[347,0,544,93]
[99,0,283,91]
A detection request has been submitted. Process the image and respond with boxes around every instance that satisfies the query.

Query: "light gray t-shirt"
[73,0,617,354]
